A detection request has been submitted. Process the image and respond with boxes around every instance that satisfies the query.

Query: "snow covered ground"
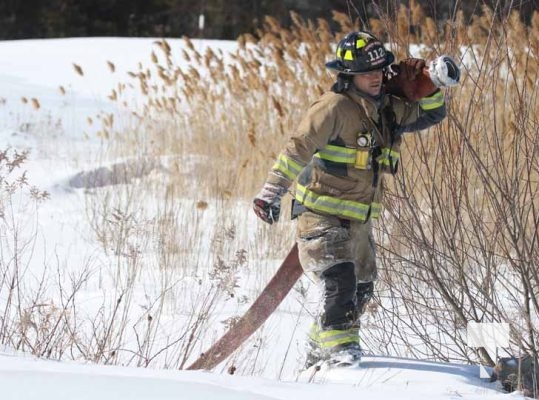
[0,37,528,399]
[0,347,514,400]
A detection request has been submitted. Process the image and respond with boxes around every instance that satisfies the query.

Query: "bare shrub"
[368,4,539,378]
[0,148,52,351]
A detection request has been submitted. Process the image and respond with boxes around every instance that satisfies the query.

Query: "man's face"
[352,69,384,97]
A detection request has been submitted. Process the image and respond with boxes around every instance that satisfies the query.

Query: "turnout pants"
[296,211,376,330]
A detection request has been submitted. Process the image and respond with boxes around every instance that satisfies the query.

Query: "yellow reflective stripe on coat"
[379,148,400,168]
[309,324,359,349]
[316,144,399,169]
[315,145,356,163]
[419,90,444,110]
[296,184,382,222]
[272,153,304,181]
[370,202,382,217]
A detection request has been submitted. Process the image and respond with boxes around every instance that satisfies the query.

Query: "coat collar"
[344,87,388,118]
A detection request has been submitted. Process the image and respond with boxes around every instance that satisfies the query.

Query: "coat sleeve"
[265,95,342,189]
[392,89,447,135]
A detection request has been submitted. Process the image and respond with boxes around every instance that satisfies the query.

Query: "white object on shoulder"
[428,55,461,87]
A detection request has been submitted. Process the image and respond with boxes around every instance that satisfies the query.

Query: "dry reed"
[97,4,539,373]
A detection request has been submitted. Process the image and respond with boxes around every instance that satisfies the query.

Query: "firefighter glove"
[399,58,426,80]
[253,182,286,224]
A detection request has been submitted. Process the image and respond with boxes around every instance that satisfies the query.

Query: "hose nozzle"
[428,55,461,87]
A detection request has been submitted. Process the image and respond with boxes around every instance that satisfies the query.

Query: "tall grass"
[85,2,539,375]
[104,2,536,376]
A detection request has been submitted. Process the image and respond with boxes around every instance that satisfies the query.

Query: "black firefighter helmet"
[326,31,394,74]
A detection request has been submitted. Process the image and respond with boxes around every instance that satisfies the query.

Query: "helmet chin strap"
[332,73,383,103]
[331,73,353,93]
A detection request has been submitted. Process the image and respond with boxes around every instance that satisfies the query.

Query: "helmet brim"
[326,51,395,75]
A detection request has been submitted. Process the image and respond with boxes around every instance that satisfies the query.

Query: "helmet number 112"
[368,48,386,63]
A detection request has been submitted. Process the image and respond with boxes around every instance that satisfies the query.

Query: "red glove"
[385,58,438,102]
[399,58,426,80]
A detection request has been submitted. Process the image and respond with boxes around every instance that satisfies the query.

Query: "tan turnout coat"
[266,88,445,223]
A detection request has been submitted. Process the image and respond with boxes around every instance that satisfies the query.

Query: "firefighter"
[253,31,459,366]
